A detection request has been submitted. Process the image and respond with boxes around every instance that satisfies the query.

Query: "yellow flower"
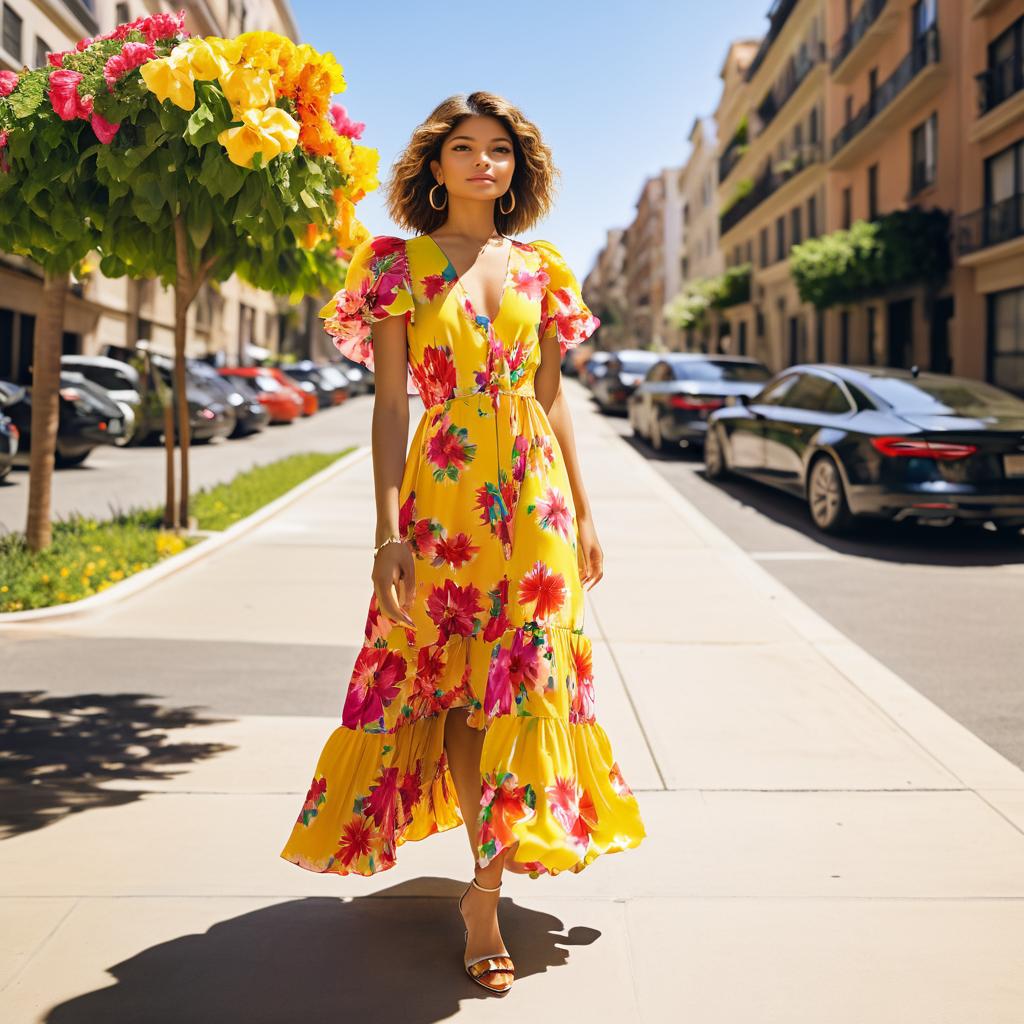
[179,37,239,81]
[140,55,196,111]
[219,65,274,117]
[0,585,7,592]
[59,566,70,578]
[236,31,296,78]
[217,106,300,168]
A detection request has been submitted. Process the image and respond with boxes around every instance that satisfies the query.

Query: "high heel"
[458,877,515,994]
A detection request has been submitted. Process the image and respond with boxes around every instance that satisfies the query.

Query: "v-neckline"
[423,234,515,326]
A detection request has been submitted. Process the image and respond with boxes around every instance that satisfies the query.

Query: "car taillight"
[669,395,724,411]
[870,436,977,460]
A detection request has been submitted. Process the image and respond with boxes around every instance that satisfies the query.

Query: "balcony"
[977,54,1024,114]
[718,131,748,183]
[830,27,946,170]
[971,52,1024,143]
[719,144,823,236]
[957,193,1024,259]
[745,0,800,83]
[60,0,99,36]
[830,0,902,84]
[755,42,826,130]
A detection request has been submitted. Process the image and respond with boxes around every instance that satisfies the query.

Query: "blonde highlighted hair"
[384,91,561,237]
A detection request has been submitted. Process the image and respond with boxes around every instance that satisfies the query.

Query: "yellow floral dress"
[279,233,647,878]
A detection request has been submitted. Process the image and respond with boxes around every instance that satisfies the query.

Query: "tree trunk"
[173,217,194,533]
[24,269,69,552]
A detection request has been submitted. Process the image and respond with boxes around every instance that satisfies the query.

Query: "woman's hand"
[372,540,416,627]
[576,514,604,590]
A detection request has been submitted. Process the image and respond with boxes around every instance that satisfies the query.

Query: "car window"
[782,374,842,412]
[866,375,1024,415]
[756,373,800,405]
[646,362,670,382]
[675,359,772,383]
[821,383,853,413]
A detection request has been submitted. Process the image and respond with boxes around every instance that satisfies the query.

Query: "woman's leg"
[443,706,513,985]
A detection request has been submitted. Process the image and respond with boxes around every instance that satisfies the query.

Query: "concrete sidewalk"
[1,381,1022,1023]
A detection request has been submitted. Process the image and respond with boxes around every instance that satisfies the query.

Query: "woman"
[280,91,646,995]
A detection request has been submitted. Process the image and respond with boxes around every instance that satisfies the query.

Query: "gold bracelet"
[373,535,403,558]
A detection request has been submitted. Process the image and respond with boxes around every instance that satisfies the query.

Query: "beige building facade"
[0,0,326,387]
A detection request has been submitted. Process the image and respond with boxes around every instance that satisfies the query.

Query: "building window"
[791,206,802,246]
[2,4,22,61]
[868,163,879,219]
[745,240,753,264]
[759,226,769,267]
[733,245,741,266]
[910,112,937,194]
[983,16,1024,113]
[775,215,786,262]
[809,107,819,145]
[840,310,850,363]
[807,195,818,238]
[844,95,853,124]
[989,287,1024,393]
[33,34,49,68]
[913,0,937,38]
[842,187,852,229]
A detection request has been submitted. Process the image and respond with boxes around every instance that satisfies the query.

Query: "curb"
[0,445,372,625]
[580,395,1024,799]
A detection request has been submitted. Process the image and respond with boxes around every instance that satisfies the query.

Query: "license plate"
[1004,453,1024,478]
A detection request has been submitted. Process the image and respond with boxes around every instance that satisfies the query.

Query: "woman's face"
[430,114,515,204]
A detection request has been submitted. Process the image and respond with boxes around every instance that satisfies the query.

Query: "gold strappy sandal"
[458,877,515,994]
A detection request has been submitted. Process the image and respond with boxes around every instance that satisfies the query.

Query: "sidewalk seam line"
[0,897,79,995]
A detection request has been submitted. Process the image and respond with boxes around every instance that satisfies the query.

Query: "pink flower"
[329,103,364,139]
[533,485,573,539]
[47,51,70,68]
[363,765,400,836]
[48,69,93,121]
[90,111,120,144]
[426,580,482,641]
[102,41,156,91]
[76,37,93,52]
[432,532,479,570]
[341,647,406,728]
[0,131,8,175]
[0,70,18,97]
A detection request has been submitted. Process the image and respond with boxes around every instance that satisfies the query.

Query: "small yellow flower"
[60,567,70,578]
[0,585,7,593]
[140,55,196,111]
[218,65,274,117]
[217,106,300,168]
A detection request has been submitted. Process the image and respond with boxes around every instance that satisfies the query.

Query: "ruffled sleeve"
[533,239,601,357]
[319,234,415,371]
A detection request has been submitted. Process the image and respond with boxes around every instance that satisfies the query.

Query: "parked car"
[629,354,773,452]
[186,359,269,437]
[263,366,318,416]
[282,362,349,409]
[704,363,1024,536]
[7,371,127,467]
[218,367,304,424]
[317,363,358,400]
[581,351,613,390]
[334,355,373,395]
[592,349,660,414]
[60,355,145,446]
[151,356,236,443]
[0,381,23,481]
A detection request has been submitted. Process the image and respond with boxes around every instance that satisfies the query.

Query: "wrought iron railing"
[755,42,826,129]
[975,52,1024,115]
[831,26,941,158]
[831,0,888,71]
[957,194,1024,254]
[719,144,823,235]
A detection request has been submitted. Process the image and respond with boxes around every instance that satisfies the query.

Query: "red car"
[265,366,318,416]
[218,367,303,424]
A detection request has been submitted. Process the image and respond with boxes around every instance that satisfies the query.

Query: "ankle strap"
[471,877,502,892]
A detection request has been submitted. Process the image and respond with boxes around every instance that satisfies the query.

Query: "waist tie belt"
[422,386,538,560]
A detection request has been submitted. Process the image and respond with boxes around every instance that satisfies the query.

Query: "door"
[731,372,799,471]
[766,372,855,489]
[930,296,953,374]
[887,299,914,368]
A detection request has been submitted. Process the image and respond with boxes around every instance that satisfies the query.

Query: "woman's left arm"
[535,338,604,590]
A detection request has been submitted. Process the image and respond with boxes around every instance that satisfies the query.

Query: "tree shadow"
[0,691,234,839]
[45,885,600,1023]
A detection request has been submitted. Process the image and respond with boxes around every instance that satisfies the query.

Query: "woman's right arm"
[367,313,416,627]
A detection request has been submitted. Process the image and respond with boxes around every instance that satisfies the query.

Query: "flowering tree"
[0,13,186,551]
[0,12,377,543]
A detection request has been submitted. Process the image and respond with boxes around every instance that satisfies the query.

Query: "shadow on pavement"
[45,886,599,1023]
[0,691,234,839]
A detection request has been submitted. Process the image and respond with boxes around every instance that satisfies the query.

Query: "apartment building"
[956,0,1024,394]
[623,174,666,348]
[0,0,324,388]
[714,2,828,367]
[674,115,725,351]
[583,228,629,350]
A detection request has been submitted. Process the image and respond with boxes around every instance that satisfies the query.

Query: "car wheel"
[704,424,731,480]
[806,453,856,535]
[55,449,90,468]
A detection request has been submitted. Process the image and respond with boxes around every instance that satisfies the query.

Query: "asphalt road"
[595,394,1024,771]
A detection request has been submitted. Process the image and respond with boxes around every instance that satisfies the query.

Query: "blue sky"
[292,0,774,279]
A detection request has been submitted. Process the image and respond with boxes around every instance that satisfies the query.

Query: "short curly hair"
[383,91,561,237]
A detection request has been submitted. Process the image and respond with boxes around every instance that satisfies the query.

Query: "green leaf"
[9,74,46,119]
[186,194,213,251]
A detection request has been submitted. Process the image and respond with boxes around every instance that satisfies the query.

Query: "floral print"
[280,233,646,879]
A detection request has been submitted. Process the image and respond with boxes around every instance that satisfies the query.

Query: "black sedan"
[704,364,1024,535]
[629,354,772,452]
[7,372,127,467]
[0,381,23,481]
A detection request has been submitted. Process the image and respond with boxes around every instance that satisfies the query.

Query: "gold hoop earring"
[429,182,447,211]
[499,189,515,215]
